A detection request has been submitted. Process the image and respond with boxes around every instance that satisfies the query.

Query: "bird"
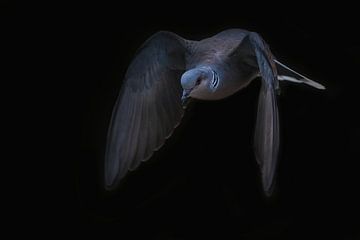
[104,29,325,196]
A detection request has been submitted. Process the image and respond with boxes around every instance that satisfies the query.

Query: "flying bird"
[104,29,325,196]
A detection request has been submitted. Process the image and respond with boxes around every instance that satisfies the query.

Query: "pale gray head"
[180,66,220,104]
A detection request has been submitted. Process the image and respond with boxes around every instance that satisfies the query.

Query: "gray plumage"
[105,29,325,195]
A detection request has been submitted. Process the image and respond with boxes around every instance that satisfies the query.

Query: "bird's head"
[180,66,220,105]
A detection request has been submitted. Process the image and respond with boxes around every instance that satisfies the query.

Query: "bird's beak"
[181,89,191,106]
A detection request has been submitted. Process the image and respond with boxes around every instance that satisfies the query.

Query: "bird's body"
[185,29,257,100]
[104,29,325,195]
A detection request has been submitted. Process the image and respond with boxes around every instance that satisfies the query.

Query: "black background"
[8,2,360,239]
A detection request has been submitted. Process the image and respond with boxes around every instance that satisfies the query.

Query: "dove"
[104,29,325,195]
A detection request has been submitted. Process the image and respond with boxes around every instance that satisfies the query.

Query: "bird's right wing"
[105,31,188,190]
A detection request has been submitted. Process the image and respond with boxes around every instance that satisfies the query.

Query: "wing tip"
[104,176,126,191]
[104,174,119,191]
[264,189,273,197]
[262,176,276,197]
[104,164,126,191]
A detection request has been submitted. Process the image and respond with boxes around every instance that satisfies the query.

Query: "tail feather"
[275,59,325,90]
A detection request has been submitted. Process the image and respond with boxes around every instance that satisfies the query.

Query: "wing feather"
[232,32,280,196]
[249,32,280,196]
[105,31,188,190]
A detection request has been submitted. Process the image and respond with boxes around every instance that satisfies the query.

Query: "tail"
[275,60,325,90]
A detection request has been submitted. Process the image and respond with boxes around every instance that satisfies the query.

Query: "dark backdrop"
[16,3,359,239]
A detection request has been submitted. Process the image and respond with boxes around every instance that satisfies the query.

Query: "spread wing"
[233,32,280,196]
[105,31,188,190]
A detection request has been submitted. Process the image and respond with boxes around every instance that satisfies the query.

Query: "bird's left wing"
[231,32,280,196]
[249,32,280,196]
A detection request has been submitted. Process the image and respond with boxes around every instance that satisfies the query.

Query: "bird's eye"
[210,71,219,89]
